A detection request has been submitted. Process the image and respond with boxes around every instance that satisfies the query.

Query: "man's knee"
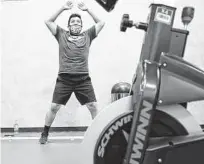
[86,102,98,118]
[86,102,97,109]
[50,103,62,114]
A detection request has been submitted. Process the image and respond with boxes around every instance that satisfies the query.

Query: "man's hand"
[63,1,74,10]
[78,2,88,11]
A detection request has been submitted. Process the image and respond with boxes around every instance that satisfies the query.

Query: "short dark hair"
[68,13,82,26]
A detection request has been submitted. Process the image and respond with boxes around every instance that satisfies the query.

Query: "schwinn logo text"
[97,114,132,157]
[130,107,151,164]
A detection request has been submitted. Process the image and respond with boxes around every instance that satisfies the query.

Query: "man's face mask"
[68,17,82,35]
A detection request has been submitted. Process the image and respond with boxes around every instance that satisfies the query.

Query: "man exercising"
[39,1,105,144]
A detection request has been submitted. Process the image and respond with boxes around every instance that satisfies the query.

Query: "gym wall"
[1,0,204,128]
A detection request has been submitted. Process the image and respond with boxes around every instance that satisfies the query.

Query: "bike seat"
[157,52,204,105]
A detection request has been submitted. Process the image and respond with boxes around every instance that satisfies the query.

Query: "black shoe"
[39,132,48,144]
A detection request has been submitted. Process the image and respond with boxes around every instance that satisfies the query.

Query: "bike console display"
[95,0,119,12]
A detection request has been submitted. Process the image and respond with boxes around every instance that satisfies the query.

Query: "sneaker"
[39,132,48,144]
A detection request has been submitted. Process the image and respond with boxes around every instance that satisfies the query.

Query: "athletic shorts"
[52,73,97,105]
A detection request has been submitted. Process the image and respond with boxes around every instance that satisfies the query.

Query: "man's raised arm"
[78,2,105,36]
[45,1,73,35]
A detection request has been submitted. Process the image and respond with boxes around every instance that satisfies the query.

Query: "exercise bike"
[81,1,204,164]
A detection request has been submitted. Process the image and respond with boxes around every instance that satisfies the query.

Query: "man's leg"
[39,74,73,144]
[86,102,99,119]
[39,103,62,144]
[74,74,99,119]
[45,103,62,131]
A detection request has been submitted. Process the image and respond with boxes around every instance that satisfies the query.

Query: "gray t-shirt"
[54,25,97,74]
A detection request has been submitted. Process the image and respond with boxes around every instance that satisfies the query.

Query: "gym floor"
[1,132,84,164]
